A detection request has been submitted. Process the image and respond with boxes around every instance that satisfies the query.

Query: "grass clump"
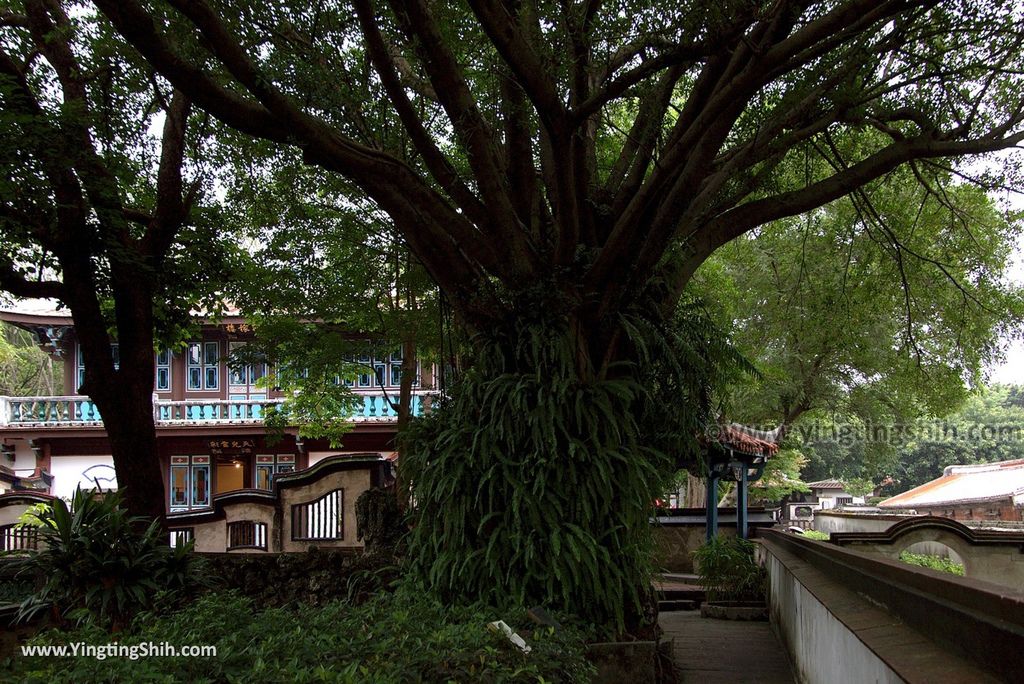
[898,551,965,576]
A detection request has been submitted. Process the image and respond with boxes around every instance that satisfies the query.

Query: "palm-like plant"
[13,487,210,631]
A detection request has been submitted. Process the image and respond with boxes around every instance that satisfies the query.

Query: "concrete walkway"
[659,611,796,683]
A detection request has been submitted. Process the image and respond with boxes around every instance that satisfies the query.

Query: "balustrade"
[0,391,430,428]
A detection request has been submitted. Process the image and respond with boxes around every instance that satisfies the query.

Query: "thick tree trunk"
[71,271,167,525]
[396,336,416,431]
[101,400,166,524]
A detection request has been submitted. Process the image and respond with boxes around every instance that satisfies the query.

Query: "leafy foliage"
[11,488,213,631]
[749,447,811,503]
[899,551,965,576]
[400,288,744,628]
[799,385,1024,492]
[800,530,830,541]
[842,477,875,498]
[0,323,61,396]
[693,536,767,603]
[222,151,440,439]
[697,170,1023,480]
[10,587,596,683]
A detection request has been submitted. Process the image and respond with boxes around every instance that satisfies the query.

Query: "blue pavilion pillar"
[706,471,719,541]
[737,464,749,539]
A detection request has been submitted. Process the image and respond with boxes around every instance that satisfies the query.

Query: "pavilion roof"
[713,423,781,458]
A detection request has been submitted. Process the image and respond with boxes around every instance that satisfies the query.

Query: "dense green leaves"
[10,488,213,631]
[693,536,766,603]
[702,169,1023,433]
[399,291,742,627]
[0,323,60,396]
[10,588,596,683]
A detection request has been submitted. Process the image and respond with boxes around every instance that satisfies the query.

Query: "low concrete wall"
[761,530,1024,683]
[833,517,1024,589]
[812,511,913,535]
[653,525,735,573]
[765,548,900,684]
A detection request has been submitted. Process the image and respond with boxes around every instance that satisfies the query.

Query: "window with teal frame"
[156,350,171,391]
[76,343,119,392]
[186,341,220,390]
[169,456,211,510]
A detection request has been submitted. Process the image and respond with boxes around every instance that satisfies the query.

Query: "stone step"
[658,599,700,612]
[657,588,705,602]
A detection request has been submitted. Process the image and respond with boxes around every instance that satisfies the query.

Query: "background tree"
[0,2,227,521]
[0,322,61,396]
[701,170,1022,434]
[93,0,1024,624]
[223,149,439,439]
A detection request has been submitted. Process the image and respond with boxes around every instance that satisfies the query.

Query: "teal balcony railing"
[0,391,430,428]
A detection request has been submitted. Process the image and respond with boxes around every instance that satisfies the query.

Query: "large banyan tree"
[93,0,1024,623]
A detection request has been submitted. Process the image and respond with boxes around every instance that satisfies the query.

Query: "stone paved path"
[659,610,796,683]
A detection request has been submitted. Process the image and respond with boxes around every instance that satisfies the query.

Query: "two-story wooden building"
[0,303,433,514]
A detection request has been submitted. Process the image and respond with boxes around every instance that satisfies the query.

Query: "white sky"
[984,182,1024,386]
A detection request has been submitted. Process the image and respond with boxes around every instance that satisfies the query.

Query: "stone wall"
[198,548,399,608]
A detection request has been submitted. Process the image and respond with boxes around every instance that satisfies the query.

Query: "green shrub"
[9,586,596,683]
[11,487,213,630]
[800,530,830,541]
[693,536,766,602]
[898,551,965,576]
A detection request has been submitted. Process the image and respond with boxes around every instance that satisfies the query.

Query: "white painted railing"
[0,392,431,427]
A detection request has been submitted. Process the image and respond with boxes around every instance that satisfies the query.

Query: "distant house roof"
[879,459,1024,509]
[0,298,244,326]
[805,479,846,490]
[0,298,72,326]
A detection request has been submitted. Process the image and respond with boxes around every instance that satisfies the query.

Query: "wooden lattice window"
[0,524,39,552]
[227,520,267,550]
[291,489,344,541]
[169,528,194,548]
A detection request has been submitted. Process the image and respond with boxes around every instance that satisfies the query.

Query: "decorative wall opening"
[291,489,343,541]
[227,520,267,551]
[0,523,38,552]
[169,527,194,548]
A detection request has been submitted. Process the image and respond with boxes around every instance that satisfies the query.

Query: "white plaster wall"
[813,513,899,535]
[0,503,31,527]
[767,553,903,684]
[50,455,117,500]
[10,440,38,476]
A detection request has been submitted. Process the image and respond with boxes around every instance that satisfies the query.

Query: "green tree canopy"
[0,322,60,396]
[0,1,233,519]
[702,171,1022,434]
[86,0,1024,625]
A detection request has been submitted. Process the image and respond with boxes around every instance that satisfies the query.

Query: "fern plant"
[401,287,748,629]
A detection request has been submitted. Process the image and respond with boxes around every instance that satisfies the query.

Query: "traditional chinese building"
[878,459,1024,522]
[0,302,433,515]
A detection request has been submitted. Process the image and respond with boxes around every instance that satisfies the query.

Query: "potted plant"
[692,535,768,620]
